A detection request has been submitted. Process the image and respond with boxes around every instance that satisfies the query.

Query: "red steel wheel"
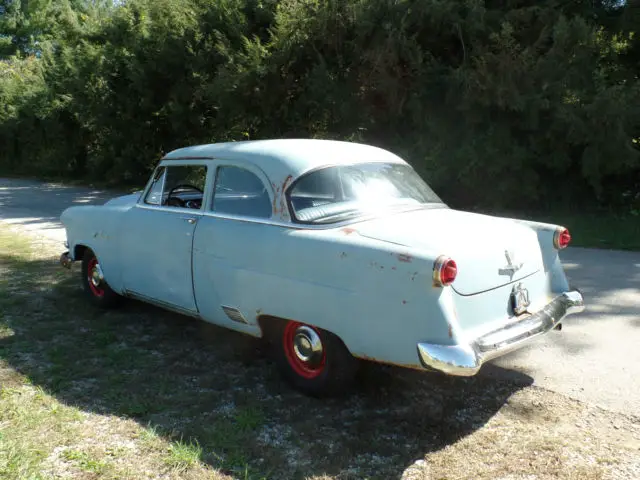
[269,318,359,396]
[86,256,105,298]
[282,321,327,380]
[81,248,121,309]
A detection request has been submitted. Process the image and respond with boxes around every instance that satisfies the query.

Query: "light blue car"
[59,139,585,396]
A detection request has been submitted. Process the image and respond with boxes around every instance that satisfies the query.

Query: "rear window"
[288,163,443,224]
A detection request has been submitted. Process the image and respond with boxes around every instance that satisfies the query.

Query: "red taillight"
[554,227,571,249]
[433,256,457,287]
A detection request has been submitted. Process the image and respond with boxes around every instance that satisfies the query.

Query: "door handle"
[182,217,197,224]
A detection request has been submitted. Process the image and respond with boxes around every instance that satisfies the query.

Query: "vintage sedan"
[59,139,585,396]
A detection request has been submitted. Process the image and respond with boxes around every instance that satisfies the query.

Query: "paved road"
[1,177,639,415]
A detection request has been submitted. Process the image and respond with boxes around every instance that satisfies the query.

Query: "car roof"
[162,139,408,182]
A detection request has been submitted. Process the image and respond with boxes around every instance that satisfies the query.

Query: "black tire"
[270,320,359,397]
[81,249,121,309]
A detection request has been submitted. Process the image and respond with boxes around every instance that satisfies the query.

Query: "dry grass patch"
[0,225,638,479]
[420,388,640,479]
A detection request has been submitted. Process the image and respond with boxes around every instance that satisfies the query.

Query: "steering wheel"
[165,184,203,207]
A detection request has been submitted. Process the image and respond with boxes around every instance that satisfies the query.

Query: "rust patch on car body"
[276,175,294,218]
[341,227,358,235]
[448,323,454,338]
[272,191,279,215]
[397,254,412,263]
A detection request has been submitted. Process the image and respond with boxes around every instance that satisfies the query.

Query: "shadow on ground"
[0,253,534,479]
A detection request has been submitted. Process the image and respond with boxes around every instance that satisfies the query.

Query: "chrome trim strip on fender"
[417,289,585,376]
[221,305,249,324]
[123,290,201,319]
[134,204,206,216]
[135,202,446,231]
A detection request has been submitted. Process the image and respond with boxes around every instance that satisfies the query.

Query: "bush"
[0,0,638,210]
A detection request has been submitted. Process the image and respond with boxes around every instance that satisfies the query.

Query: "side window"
[212,166,272,219]
[144,164,207,210]
[289,167,338,211]
[144,167,166,206]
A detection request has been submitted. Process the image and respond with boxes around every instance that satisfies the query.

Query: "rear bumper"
[417,290,585,376]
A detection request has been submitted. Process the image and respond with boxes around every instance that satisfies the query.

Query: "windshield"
[288,163,444,224]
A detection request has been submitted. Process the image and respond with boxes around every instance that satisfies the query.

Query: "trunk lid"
[353,207,544,296]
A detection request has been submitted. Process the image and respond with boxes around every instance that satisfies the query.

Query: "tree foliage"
[0,0,638,210]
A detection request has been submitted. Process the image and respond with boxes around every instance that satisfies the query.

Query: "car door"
[192,161,276,330]
[120,161,212,313]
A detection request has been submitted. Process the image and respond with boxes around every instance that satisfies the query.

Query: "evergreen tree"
[0,0,637,208]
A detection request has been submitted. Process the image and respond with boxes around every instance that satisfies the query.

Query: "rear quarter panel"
[193,218,459,369]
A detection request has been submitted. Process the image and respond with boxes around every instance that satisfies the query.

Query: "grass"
[165,439,204,472]
[0,226,639,479]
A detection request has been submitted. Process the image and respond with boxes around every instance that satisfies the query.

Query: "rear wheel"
[271,320,359,397]
[81,249,121,309]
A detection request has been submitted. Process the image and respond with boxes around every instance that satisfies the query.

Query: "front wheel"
[271,320,359,397]
[81,249,121,309]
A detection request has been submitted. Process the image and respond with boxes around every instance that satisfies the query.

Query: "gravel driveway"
[1,177,639,416]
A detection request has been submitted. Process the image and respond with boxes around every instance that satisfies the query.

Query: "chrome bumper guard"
[60,251,72,269]
[417,290,585,376]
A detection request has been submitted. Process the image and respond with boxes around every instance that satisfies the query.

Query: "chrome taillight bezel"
[433,255,457,287]
[553,227,571,249]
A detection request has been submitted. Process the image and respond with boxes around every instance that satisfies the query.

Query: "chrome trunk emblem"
[499,249,524,279]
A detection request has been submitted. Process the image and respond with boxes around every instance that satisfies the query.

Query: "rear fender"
[505,218,570,293]
[259,231,460,369]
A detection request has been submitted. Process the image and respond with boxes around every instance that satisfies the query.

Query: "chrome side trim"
[133,202,447,231]
[199,204,447,230]
[417,289,585,376]
[451,269,540,297]
[221,305,249,324]
[123,290,201,319]
[134,203,206,216]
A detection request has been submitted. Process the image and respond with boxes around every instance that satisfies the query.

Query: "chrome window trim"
[135,202,448,229]
[138,157,214,207]
[209,163,274,220]
[142,166,168,207]
[135,203,206,217]
[135,155,448,228]
[138,161,211,212]
[197,203,448,230]
[284,162,446,225]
